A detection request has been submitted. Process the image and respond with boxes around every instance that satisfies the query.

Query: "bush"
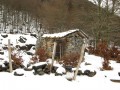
[102,60,113,70]
[116,54,120,63]
[30,55,38,64]
[11,54,23,68]
[35,48,48,62]
[60,52,80,67]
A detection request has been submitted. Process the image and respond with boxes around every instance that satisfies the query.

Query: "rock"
[33,64,47,75]
[19,46,27,50]
[56,66,65,75]
[105,75,107,78]
[83,70,91,76]
[32,64,47,72]
[0,52,4,55]
[0,58,4,60]
[87,71,96,77]
[51,66,58,73]
[33,72,37,75]
[18,36,27,43]
[1,34,8,38]
[30,33,37,38]
[44,68,50,74]
[66,72,74,81]
[2,67,8,71]
[3,61,9,71]
[85,62,91,65]
[12,64,18,70]
[38,71,45,75]
[26,44,35,51]
[14,69,25,76]
[34,68,44,75]
[83,70,96,77]
[64,65,72,72]
[118,72,120,76]
[14,71,24,76]
[55,72,62,76]
[110,79,120,83]
[4,61,9,67]
[55,67,65,76]
[2,46,8,50]
[24,67,33,71]
[0,65,2,71]
[77,70,83,75]
[26,52,33,55]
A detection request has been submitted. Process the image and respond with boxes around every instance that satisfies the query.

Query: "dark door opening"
[55,40,65,59]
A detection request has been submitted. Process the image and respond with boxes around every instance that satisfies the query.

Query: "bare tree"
[111,0,120,15]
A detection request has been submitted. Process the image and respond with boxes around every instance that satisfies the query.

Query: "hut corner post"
[73,43,86,80]
[8,39,13,73]
[50,41,57,73]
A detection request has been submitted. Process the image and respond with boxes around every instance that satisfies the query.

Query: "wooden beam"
[60,43,62,59]
[50,41,57,72]
[73,43,86,80]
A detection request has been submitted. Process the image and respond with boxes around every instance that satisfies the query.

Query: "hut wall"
[40,38,54,58]
[40,32,85,58]
[64,33,83,54]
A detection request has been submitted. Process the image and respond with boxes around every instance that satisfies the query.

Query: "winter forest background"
[0,0,120,45]
[0,1,120,90]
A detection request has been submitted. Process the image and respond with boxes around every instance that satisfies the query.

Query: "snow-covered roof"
[42,29,80,38]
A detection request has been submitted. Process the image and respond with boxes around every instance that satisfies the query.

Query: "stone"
[14,71,24,76]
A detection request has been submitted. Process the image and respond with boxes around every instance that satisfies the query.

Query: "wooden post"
[73,43,86,80]
[60,44,62,59]
[8,39,13,73]
[50,41,57,72]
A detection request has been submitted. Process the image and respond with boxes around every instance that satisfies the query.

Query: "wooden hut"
[40,29,89,59]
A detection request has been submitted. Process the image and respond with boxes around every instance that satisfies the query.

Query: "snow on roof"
[42,29,79,38]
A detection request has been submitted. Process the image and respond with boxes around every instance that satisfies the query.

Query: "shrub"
[11,54,23,68]
[102,60,113,70]
[35,48,48,62]
[116,54,120,63]
[60,52,80,67]
[102,49,113,70]
[95,40,113,70]
[30,55,38,64]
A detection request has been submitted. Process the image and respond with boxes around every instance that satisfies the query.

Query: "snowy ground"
[0,34,120,90]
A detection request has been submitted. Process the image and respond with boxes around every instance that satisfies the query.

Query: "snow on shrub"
[29,55,39,64]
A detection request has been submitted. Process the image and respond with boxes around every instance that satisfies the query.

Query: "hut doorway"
[55,40,65,59]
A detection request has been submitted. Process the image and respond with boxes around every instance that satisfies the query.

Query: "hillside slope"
[1,0,120,45]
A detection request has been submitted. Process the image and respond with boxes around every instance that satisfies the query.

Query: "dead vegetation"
[60,52,80,67]
[35,48,48,62]
[87,40,120,70]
